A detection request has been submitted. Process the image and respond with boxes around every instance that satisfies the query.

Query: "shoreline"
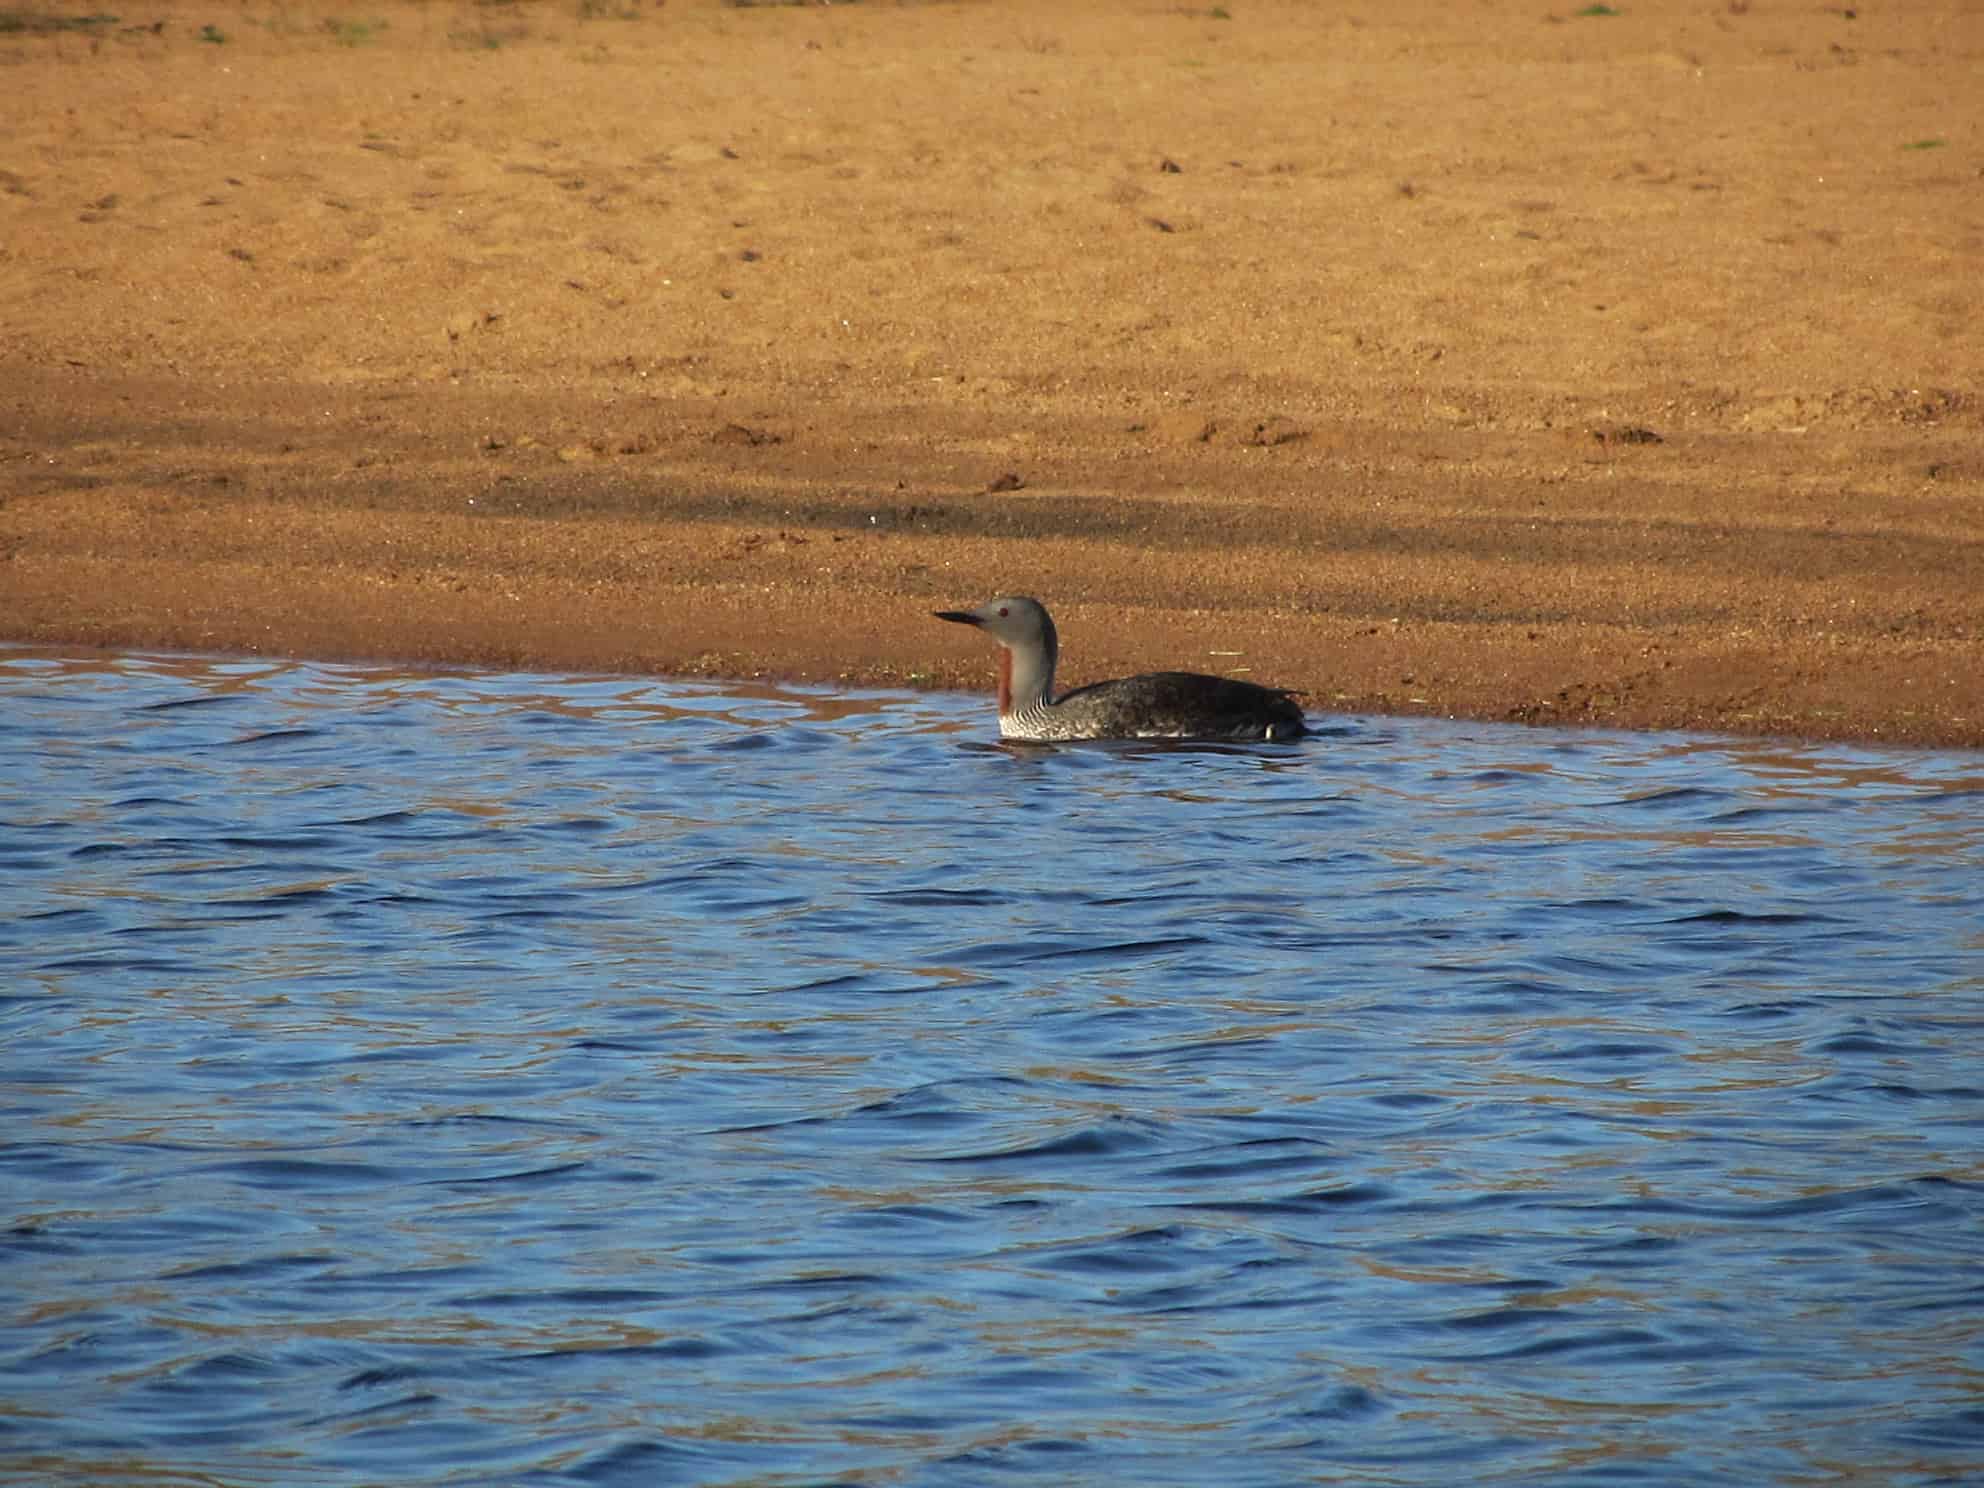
[9,633,1982,757]
[5,369,1977,750]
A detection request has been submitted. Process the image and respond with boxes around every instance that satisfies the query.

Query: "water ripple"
[2,648,1980,1487]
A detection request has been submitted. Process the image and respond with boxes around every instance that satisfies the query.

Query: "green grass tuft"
[323,15,385,45]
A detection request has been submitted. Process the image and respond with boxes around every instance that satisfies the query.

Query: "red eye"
[998,606,1009,617]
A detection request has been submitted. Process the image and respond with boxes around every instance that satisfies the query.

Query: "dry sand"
[3,0,1980,744]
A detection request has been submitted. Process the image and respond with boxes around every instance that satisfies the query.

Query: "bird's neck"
[1000,636,1057,717]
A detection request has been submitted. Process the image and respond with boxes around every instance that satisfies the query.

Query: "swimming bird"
[933,595,1307,742]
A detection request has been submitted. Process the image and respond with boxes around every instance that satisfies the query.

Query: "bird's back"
[1046,670,1307,741]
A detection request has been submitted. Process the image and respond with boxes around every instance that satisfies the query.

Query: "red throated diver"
[934,595,1307,742]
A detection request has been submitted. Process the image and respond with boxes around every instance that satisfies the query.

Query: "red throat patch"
[997,647,1012,717]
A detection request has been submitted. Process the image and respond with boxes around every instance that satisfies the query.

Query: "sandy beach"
[3,0,1979,744]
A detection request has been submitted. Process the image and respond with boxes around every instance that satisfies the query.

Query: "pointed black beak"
[933,610,982,627]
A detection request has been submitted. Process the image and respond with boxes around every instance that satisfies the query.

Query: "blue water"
[3,650,1981,1487]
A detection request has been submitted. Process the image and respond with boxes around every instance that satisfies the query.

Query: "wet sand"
[3,1,1979,744]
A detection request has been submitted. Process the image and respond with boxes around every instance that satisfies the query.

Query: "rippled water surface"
[4,650,1982,1487]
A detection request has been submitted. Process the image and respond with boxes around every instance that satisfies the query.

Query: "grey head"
[933,595,1063,718]
[931,595,1058,656]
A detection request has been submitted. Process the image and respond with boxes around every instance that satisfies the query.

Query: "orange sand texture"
[2,0,1980,744]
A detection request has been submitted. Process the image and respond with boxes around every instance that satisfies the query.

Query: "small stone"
[1240,416,1307,447]
[712,422,779,447]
